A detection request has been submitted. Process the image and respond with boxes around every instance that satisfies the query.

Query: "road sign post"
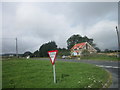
[48,50,58,83]
[53,64,56,83]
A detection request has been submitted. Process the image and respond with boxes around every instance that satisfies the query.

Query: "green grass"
[80,54,119,61]
[2,58,111,88]
[0,58,2,89]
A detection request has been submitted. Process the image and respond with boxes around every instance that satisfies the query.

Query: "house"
[70,42,97,56]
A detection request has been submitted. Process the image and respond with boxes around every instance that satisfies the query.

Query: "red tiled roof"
[71,42,86,50]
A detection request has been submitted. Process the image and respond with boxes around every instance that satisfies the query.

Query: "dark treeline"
[23,34,110,57]
[23,41,70,57]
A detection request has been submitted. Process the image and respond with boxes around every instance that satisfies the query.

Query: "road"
[32,58,119,88]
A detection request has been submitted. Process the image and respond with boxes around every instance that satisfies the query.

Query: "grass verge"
[80,54,119,61]
[2,58,111,88]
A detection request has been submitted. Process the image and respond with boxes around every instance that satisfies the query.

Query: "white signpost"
[48,50,58,83]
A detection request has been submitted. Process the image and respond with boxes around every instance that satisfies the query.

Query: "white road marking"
[96,65,119,69]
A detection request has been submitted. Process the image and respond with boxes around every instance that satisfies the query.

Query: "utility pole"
[16,38,18,57]
[116,26,120,58]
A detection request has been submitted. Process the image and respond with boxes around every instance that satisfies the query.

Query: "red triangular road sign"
[48,50,58,65]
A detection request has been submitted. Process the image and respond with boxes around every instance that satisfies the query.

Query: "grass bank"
[80,54,119,61]
[2,58,111,88]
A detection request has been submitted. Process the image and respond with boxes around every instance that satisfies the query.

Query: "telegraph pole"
[116,26,120,58]
[16,38,18,57]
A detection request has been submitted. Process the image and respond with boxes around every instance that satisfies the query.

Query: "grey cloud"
[87,20,117,50]
[42,2,117,25]
[68,2,117,27]
[2,2,118,54]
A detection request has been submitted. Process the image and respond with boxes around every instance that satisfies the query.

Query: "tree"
[33,50,39,57]
[23,51,32,57]
[57,48,70,56]
[39,41,57,57]
[67,34,95,49]
[104,49,113,53]
[95,47,101,53]
[104,49,109,53]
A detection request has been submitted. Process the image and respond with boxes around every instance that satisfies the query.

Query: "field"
[80,53,119,61]
[2,58,111,88]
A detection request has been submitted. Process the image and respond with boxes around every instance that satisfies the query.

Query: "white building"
[71,42,97,56]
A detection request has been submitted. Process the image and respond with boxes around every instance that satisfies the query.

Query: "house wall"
[71,42,97,56]
[86,43,97,53]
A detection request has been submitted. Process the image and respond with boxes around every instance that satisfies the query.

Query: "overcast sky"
[1,2,119,54]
